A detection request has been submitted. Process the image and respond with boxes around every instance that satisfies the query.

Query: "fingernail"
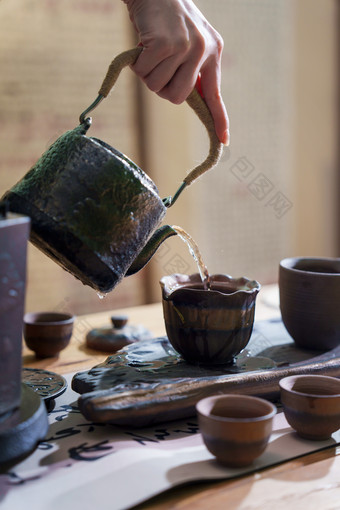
[225,129,230,146]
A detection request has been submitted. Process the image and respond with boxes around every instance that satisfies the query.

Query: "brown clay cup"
[23,312,74,358]
[279,374,340,440]
[196,394,276,467]
[160,273,261,365]
[279,257,340,351]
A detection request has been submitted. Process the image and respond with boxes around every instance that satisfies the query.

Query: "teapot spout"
[125,225,177,276]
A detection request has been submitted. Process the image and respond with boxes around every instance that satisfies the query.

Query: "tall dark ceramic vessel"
[0,208,30,430]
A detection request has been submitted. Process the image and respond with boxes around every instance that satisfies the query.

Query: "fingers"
[133,49,196,100]
[132,43,179,82]
[199,60,230,145]
[124,0,230,145]
[132,18,204,102]
[156,62,199,104]
[154,56,230,146]
[136,53,230,145]
[141,50,202,104]
[132,28,192,78]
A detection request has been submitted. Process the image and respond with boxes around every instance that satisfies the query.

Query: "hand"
[122,0,230,145]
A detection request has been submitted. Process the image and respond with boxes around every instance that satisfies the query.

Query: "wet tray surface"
[72,318,340,427]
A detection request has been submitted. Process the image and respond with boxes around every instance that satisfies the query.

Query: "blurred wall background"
[0,0,338,315]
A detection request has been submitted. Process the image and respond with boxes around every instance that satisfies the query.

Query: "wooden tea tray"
[72,318,340,427]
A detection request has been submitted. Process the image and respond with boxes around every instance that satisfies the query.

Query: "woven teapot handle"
[79,47,223,206]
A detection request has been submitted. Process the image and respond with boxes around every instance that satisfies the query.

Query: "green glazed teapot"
[2,48,223,293]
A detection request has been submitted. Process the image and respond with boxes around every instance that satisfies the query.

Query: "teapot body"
[3,124,166,293]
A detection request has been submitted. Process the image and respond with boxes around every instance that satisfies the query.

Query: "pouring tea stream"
[170,226,211,290]
[2,47,223,293]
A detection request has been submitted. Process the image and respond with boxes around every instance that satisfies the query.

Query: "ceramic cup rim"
[196,394,277,423]
[280,257,340,276]
[279,375,340,399]
[24,312,74,326]
[160,273,261,298]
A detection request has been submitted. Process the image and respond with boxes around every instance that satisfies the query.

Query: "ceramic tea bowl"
[196,394,276,467]
[160,273,261,365]
[279,257,340,351]
[279,374,340,440]
[23,312,74,358]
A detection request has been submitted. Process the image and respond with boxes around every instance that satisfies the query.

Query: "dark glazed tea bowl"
[24,312,74,358]
[196,394,276,467]
[279,375,340,440]
[279,257,340,351]
[160,273,261,365]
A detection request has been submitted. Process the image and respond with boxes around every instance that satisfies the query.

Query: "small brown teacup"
[279,374,340,440]
[279,257,340,351]
[24,312,74,358]
[196,394,276,467]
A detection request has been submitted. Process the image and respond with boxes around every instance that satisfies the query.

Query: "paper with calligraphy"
[1,375,339,510]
